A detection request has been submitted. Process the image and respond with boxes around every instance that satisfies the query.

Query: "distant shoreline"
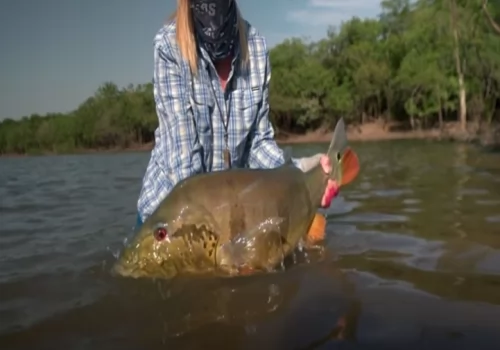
[277,125,442,144]
[1,121,497,157]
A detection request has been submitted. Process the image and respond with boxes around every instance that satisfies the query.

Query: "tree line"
[1,0,500,155]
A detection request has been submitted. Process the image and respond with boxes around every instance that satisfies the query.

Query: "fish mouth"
[111,259,141,278]
[112,259,171,279]
[111,250,157,279]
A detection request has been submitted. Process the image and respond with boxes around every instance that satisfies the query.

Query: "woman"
[136,0,339,227]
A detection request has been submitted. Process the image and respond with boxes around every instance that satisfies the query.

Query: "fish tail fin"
[325,118,360,187]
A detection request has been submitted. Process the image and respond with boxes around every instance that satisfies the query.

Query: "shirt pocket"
[235,85,263,127]
[190,81,213,148]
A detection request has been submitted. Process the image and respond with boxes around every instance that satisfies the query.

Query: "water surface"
[1,140,500,349]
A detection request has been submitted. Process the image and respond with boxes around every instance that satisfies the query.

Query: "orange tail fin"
[340,148,360,186]
[306,213,327,243]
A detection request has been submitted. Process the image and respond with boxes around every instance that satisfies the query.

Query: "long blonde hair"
[170,0,249,75]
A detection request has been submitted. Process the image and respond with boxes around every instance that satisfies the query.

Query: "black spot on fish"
[174,222,220,260]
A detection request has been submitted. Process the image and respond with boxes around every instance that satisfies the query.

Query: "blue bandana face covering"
[190,0,239,61]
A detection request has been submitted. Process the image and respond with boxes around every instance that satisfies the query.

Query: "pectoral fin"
[216,216,287,272]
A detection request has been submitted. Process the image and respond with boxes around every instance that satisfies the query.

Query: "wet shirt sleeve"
[153,37,204,186]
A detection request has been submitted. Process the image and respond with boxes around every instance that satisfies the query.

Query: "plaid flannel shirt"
[137,19,300,221]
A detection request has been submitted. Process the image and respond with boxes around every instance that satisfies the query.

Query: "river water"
[1,140,500,350]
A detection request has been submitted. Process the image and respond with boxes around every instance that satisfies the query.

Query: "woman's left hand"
[319,155,339,208]
[295,153,340,208]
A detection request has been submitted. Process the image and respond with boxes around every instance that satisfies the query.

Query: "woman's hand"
[295,153,340,208]
[319,155,339,208]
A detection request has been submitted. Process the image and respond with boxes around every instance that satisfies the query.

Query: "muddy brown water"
[1,140,500,350]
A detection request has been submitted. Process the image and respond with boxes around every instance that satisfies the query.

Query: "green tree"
[1,0,499,155]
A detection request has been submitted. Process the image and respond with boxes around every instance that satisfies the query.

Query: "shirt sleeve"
[246,49,288,170]
[153,37,204,186]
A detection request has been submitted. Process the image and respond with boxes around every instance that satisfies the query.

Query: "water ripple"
[1,142,500,349]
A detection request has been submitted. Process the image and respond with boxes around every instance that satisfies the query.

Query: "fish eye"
[336,152,341,161]
[154,227,168,241]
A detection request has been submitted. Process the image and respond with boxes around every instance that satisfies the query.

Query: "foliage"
[1,0,500,154]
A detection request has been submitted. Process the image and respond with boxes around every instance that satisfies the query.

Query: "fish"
[112,118,360,279]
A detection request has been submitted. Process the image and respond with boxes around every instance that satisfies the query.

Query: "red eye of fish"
[154,227,168,241]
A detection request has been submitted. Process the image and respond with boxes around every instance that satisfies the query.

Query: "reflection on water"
[1,140,500,349]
